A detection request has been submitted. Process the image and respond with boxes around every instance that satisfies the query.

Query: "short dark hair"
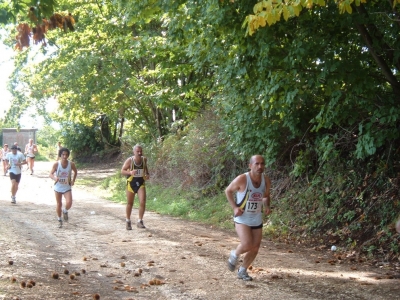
[249,155,265,164]
[58,147,70,157]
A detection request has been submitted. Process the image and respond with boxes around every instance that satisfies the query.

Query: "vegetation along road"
[0,162,399,300]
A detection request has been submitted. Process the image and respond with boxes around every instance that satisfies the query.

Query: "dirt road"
[0,162,399,300]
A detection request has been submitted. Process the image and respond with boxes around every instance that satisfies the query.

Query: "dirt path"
[0,162,399,300]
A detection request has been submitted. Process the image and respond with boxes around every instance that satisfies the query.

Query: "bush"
[149,110,244,196]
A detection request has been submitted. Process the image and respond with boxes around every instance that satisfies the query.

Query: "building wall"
[2,128,38,148]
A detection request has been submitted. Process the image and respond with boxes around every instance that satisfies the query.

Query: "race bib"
[133,169,144,177]
[58,170,70,185]
[58,178,69,185]
[245,192,263,214]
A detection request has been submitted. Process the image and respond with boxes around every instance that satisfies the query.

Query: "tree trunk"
[355,4,400,97]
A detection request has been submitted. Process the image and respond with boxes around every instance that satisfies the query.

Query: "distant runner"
[56,141,62,160]
[121,144,150,230]
[49,147,78,228]
[1,144,10,176]
[5,144,27,204]
[24,138,38,175]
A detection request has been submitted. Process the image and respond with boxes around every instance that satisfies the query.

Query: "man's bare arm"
[121,158,132,176]
[225,174,246,216]
[263,175,272,215]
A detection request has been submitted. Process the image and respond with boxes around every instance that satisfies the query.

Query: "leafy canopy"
[245,0,400,36]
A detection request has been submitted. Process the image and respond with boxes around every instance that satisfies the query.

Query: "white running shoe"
[227,250,238,272]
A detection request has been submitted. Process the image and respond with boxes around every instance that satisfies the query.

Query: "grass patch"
[34,145,57,162]
[145,185,233,229]
[33,151,51,162]
[98,173,234,229]
[77,169,315,243]
[75,177,98,188]
[86,171,280,237]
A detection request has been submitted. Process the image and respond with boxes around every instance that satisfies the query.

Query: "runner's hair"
[58,147,70,157]
[133,144,143,151]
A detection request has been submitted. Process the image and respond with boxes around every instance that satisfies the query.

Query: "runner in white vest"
[24,139,38,175]
[1,144,10,176]
[5,144,27,204]
[49,147,78,228]
[225,155,272,281]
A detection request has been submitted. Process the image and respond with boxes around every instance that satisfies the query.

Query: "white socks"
[238,266,246,273]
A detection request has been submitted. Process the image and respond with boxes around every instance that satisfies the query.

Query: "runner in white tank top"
[5,145,27,203]
[234,172,266,227]
[1,144,10,176]
[24,139,38,175]
[49,147,78,228]
[225,155,271,281]
[53,160,72,193]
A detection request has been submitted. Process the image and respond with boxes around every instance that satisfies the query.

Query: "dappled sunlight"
[258,266,388,283]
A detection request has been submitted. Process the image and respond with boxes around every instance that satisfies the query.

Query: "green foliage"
[0,2,13,25]
[291,148,314,177]
[32,145,50,161]
[101,170,126,195]
[247,0,400,35]
[101,176,234,229]
[59,121,104,159]
[1,0,400,262]
[4,0,215,151]
[37,125,60,148]
[0,0,58,24]
[149,109,243,195]
[4,0,399,168]
[274,152,400,259]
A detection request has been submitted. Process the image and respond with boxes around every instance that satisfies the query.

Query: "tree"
[36,124,59,148]
[1,0,74,49]
[3,0,400,165]
[4,0,215,154]
[156,0,400,163]
[246,0,400,34]
[246,0,400,96]
[0,0,57,25]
